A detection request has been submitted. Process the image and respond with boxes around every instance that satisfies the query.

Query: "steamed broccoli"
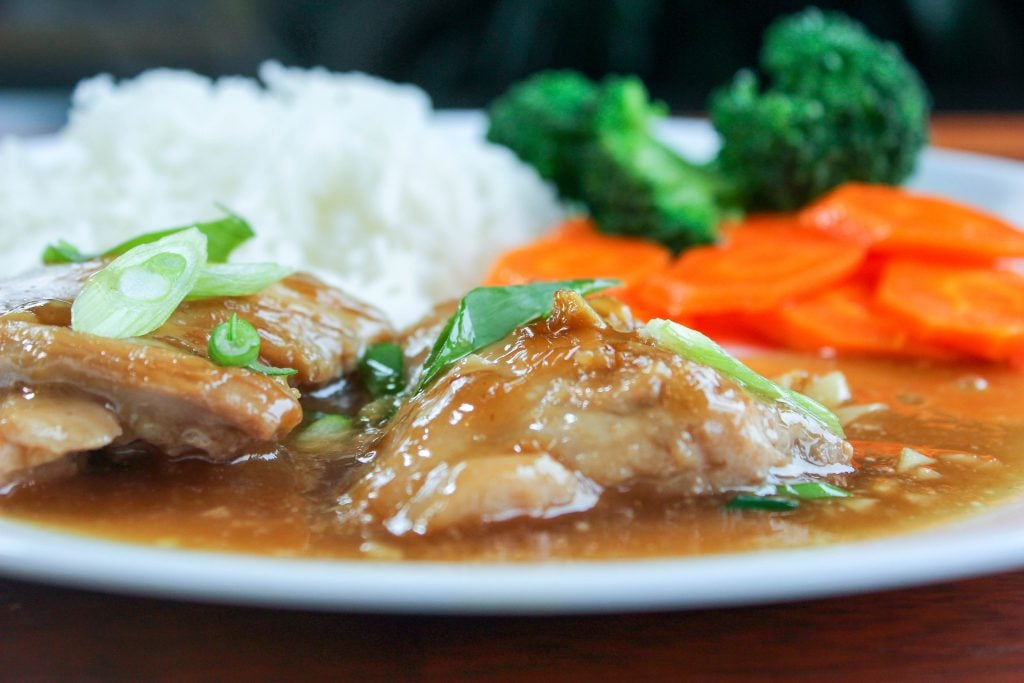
[579,78,726,250]
[486,71,599,201]
[486,8,930,248]
[710,8,930,211]
[488,72,728,250]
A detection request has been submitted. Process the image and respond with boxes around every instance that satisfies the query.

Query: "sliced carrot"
[750,279,955,358]
[876,259,1024,360]
[635,218,865,317]
[485,217,672,288]
[684,314,772,349]
[801,183,1024,261]
[610,286,668,323]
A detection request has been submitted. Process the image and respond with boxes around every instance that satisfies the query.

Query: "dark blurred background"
[1,0,1022,133]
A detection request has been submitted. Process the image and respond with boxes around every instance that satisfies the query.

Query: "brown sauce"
[2,352,1023,562]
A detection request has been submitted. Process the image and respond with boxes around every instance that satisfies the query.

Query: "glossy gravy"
[2,353,1023,561]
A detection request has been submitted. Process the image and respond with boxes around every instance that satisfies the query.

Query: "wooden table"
[2,116,1024,682]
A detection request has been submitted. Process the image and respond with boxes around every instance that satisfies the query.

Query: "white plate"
[2,118,1024,614]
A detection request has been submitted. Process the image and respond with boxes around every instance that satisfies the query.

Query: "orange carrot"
[876,259,1024,360]
[684,314,772,349]
[480,188,1024,367]
[751,279,955,358]
[635,217,865,317]
[801,183,1024,262]
[609,286,668,323]
[485,217,672,289]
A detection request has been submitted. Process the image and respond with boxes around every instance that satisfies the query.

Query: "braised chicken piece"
[155,272,389,386]
[1,263,390,387]
[396,299,457,384]
[0,264,390,484]
[0,386,123,484]
[340,290,853,537]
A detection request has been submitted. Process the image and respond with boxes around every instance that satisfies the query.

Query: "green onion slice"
[43,212,254,265]
[208,314,261,367]
[642,318,845,437]
[292,414,354,450]
[187,263,293,300]
[71,229,207,338]
[359,342,406,399]
[42,239,89,265]
[726,482,851,512]
[357,395,403,427]
[726,494,800,511]
[207,314,297,377]
[246,361,297,377]
[777,482,850,499]
[417,278,619,391]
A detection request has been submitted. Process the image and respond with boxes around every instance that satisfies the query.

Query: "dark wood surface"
[1,116,1023,683]
[1,570,1023,682]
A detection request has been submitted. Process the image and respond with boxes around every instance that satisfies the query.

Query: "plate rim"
[2,506,1024,614]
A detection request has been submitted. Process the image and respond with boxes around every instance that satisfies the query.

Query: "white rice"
[0,62,563,326]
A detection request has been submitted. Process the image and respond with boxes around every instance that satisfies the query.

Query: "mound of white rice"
[0,63,563,326]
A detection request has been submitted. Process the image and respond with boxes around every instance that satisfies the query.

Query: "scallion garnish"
[417,278,619,391]
[58,213,290,340]
[641,319,845,437]
[187,263,294,300]
[207,314,296,377]
[726,482,851,512]
[776,481,850,499]
[245,361,298,377]
[42,212,254,265]
[359,342,406,399]
[207,314,261,366]
[726,494,800,511]
[357,395,403,427]
[292,414,354,450]
[42,239,89,265]
[70,229,207,338]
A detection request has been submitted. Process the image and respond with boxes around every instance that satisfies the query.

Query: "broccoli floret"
[488,72,729,250]
[580,77,725,250]
[486,8,927,247]
[486,71,599,200]
[710,8,930,211]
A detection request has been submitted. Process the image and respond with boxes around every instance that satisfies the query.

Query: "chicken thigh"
[341,290,852,536]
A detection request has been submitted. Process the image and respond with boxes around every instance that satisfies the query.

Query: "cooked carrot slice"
[876,259,1024,360]
[485,217,672,288]
[635,218,865,316]
[684,314,772,349]
[802,183,1024,261]
[610,286,668,323]
[751,279,955,358]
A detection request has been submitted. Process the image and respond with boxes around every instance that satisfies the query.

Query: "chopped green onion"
[726,494,800,511]
[187,263,293,300]
[42,212,254,265]
[777,482,850,499]
[71,229,207,338]
[246,361,297,377]
[207,314,297,377]
[359,342,406,398]
[357,395,403,427]
[641,318,845,437]
[417,278,619,391]
[42,239,89,265]
[208,314,261,367]
[726,481,851,512]
[292,414,353,450]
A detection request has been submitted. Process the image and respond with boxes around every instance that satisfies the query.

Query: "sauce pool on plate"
[2,352,1021,563]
